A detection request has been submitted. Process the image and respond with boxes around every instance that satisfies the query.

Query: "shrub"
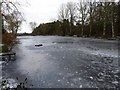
[2,33,15,45]
[2,45,10,52]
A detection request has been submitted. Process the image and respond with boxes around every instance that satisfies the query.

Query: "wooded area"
[32,1,120,38]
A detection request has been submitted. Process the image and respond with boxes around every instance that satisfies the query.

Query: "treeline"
[17,33,32,36]
[32,1,120,38]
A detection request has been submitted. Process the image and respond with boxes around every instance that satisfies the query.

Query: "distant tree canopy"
[33,1,119,38]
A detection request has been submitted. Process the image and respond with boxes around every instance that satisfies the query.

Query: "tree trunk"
[103,3,107,37]
[89,4,92,37]
[112,21,115,38]
[111,2,115,38]
[70,15,73,35]
[89,15,92,36]
[0,3,2,44]
[81,13,84,36]
[103,18,106,36]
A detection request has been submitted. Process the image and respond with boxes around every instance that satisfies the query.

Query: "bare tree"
[77,1,88,36]
[109,2,117,38]
[66,2,77,35]
[29,22,37,31]
[102,2,107,36]
[5,11,22,35]
[87,1,96,36]
[58,3,69,22]
[0,1,2,39]
[0,0,24,36]
[58,2,77,35]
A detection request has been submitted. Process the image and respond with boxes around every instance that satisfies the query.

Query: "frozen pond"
[2,36,119,88]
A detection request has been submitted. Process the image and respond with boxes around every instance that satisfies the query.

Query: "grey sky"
[18,0,78,33]
[18,0,118,33]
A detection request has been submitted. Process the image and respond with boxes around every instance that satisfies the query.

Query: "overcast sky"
[18,0,118,33]
[18,0,78,33]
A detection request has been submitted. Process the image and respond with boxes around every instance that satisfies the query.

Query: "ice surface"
[2,36,119,88]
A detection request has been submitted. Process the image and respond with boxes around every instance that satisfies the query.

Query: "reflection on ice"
[57,80,61,82]
[79,85,82,88]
